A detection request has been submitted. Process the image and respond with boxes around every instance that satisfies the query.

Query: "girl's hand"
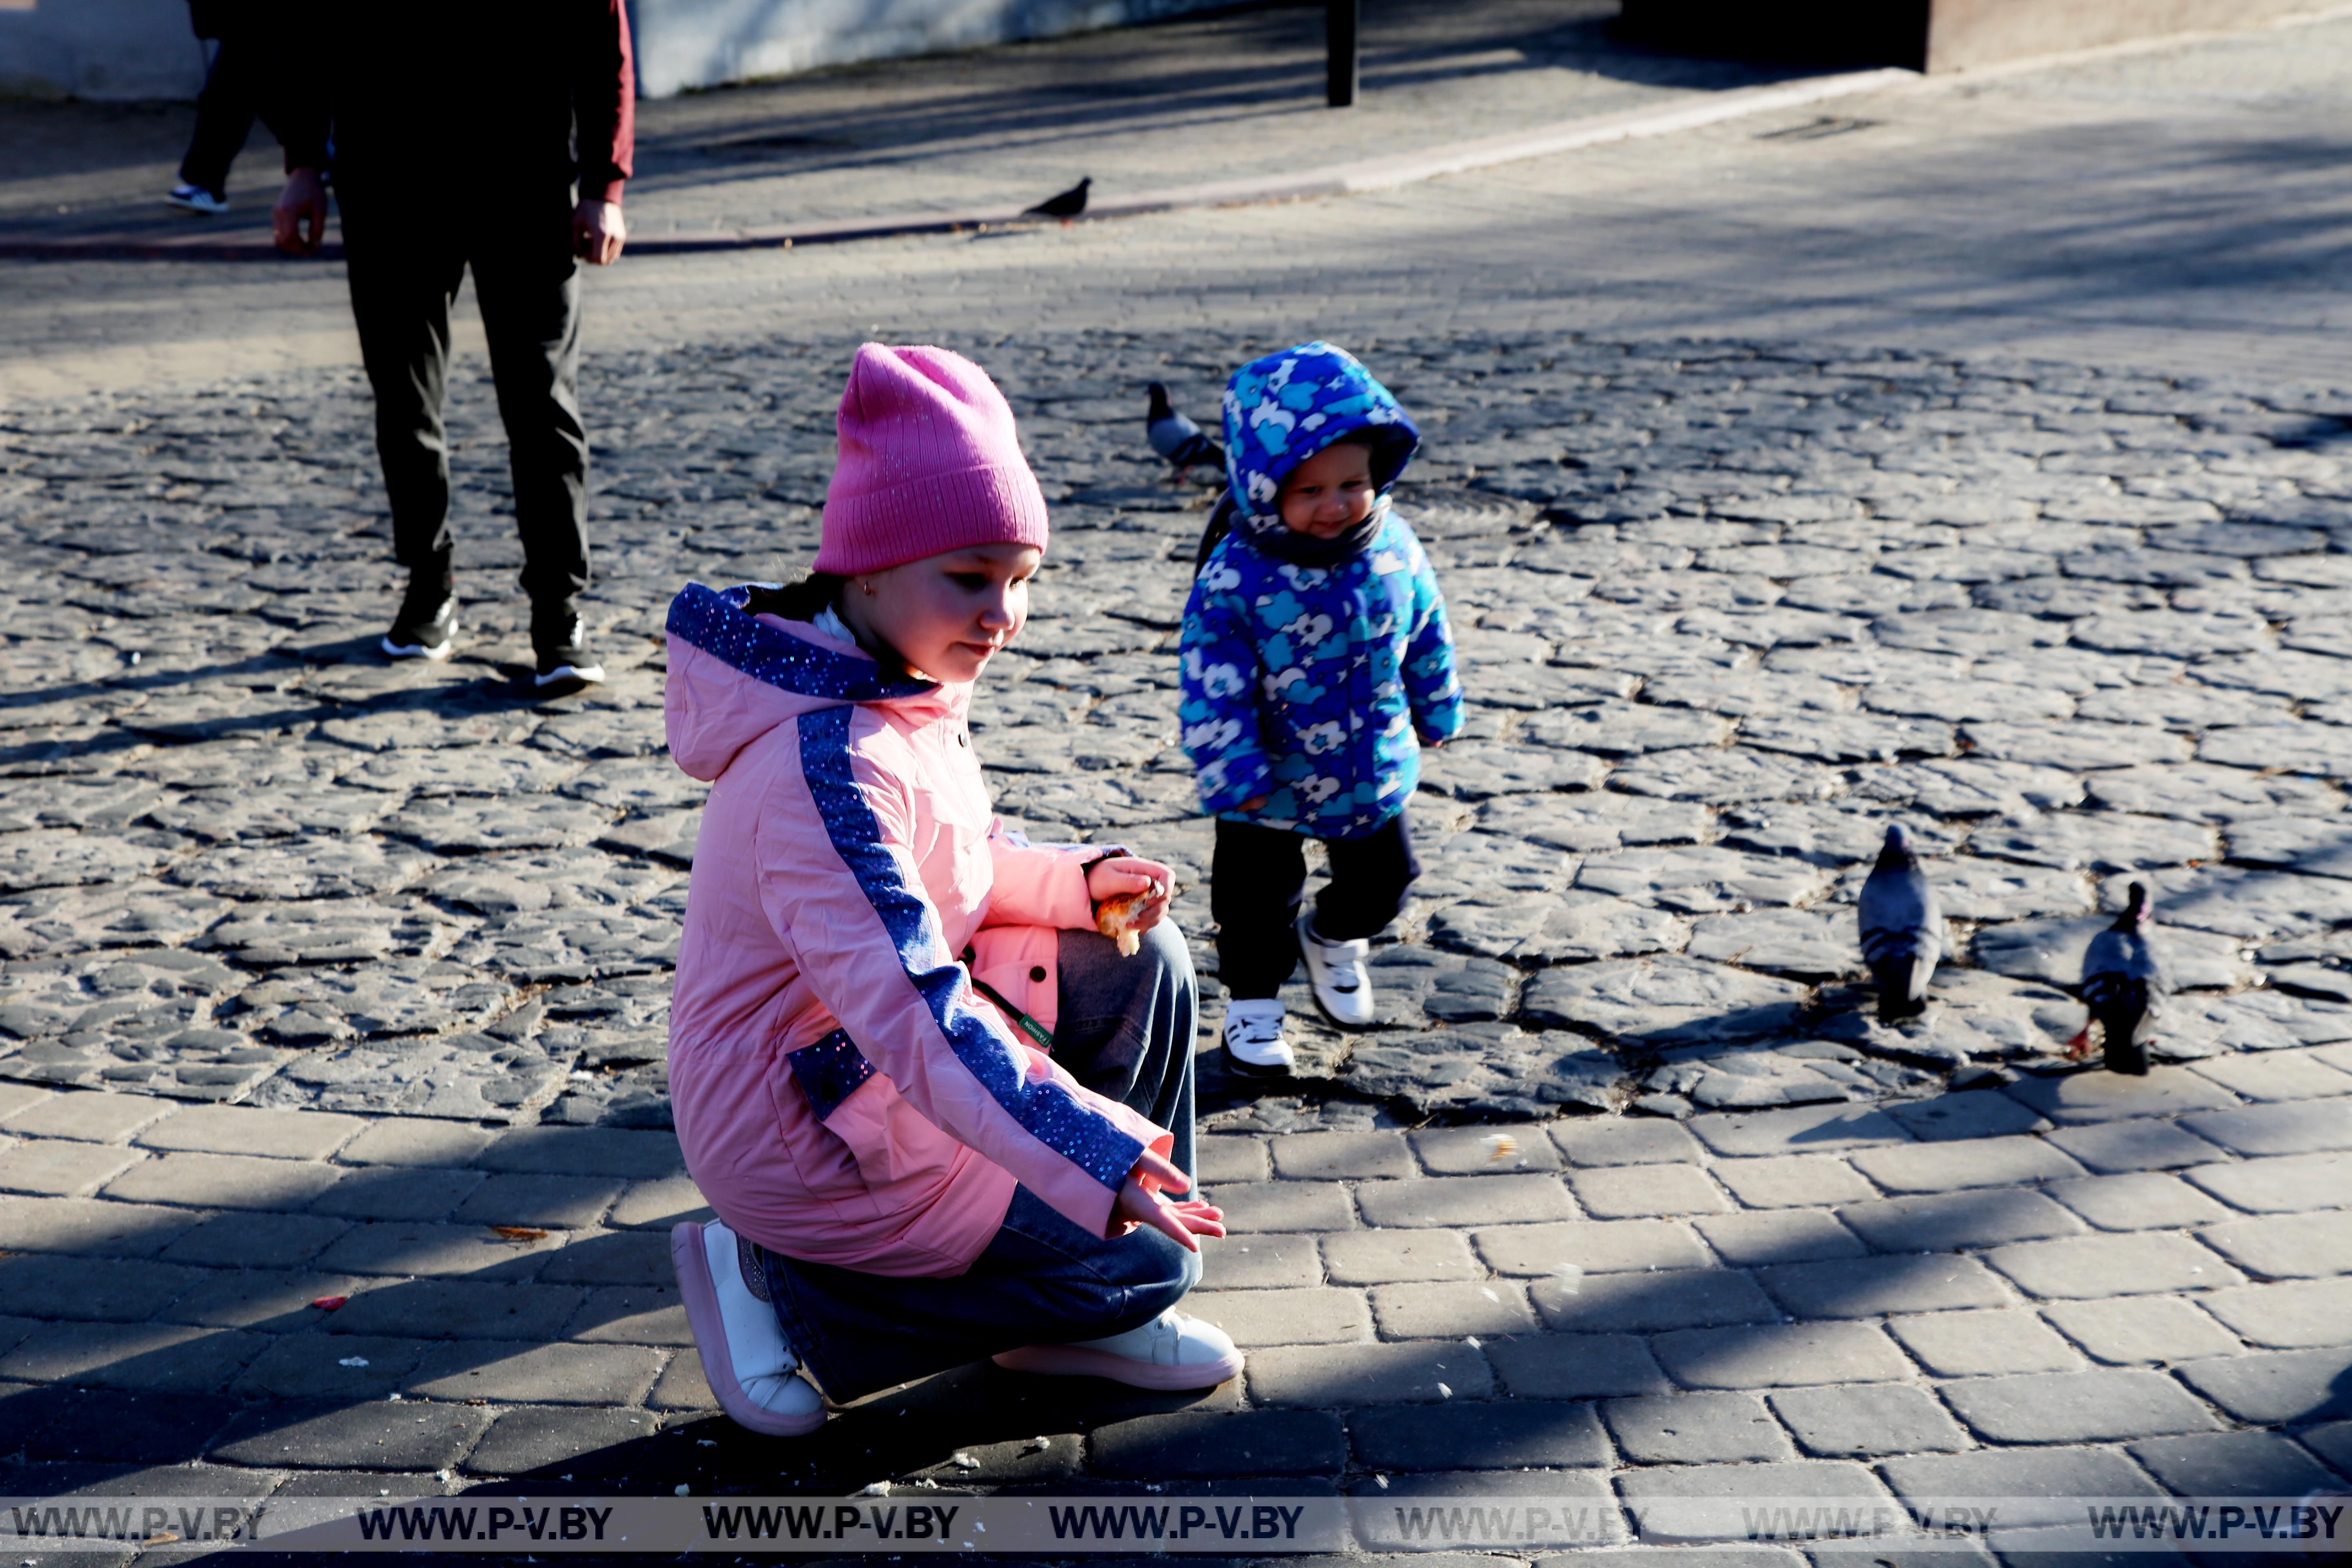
[1112,1149,1226,1251]
[1087,855,1176,933]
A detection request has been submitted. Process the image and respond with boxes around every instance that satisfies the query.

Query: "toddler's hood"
[1221,341,1419,533]
[664,581,945,782]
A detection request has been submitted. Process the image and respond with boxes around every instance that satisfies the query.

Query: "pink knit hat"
[813,343,1049,576]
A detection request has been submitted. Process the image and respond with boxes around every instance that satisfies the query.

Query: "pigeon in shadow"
[1146,383,1225,485]
[2068,880,2168,1076]
[1023,176,1091,222]
[1858,823,1940,1022]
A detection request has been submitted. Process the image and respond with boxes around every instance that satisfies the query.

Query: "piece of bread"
[1094,883,1166,957]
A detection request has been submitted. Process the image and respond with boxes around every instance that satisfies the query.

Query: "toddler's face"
[1277,440,1376,539]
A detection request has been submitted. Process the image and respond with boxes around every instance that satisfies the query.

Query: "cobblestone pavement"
[3,10,2352,1555]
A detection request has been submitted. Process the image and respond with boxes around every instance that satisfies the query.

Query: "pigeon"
[1146,382,1225,484]
[1023,176,1091,221]
[1858,823,1941,1022]
[2068,881,2168,1076]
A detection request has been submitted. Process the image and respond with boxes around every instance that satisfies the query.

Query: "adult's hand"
[1086,855,1176,933]
[1112,1149,1225,1252]
[273,167,328,255]
[573,199,626,265]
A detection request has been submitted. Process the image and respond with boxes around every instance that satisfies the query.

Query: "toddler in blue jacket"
[1178,343,1463,1075]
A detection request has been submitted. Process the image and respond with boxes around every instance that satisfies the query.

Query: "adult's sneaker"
[993,1308,1243,1390]
[1296,909,1376,1027]
[165,183,229,215]
[1221,998,1293,1077]
[532,607,604,693]
[382,575,457,661]
[670,1220,827,1436]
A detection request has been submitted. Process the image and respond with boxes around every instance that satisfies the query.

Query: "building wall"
[0,0,208,101]
[1924,0,2318,71]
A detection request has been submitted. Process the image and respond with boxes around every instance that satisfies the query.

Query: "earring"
[860,581,876,597]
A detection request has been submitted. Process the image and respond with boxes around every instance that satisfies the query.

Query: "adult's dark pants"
[339,189,591,609]
[1211,808,1419,1000]
[757,922,1201,1403]
[178,34,278,199]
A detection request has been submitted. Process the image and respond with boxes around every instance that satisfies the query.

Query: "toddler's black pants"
[1211,809,1419,1001]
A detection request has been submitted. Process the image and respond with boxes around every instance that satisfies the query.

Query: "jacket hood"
[1221,342,1419,543]
[664,581,943,782]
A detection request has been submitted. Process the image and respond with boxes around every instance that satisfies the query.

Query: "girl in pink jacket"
[664,344,1239,1437]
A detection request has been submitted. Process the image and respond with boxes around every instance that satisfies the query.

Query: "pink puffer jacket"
[662,582,1170,1277]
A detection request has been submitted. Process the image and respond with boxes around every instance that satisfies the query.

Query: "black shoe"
[383,577,457,661]
[532,608,604,693]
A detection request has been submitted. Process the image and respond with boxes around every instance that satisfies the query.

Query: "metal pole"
[1326,0,1357,108]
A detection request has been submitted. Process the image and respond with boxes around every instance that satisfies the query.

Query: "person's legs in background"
[169,31,258,211]
[472,198,597,691]
[1209,817,1306,1074]
[341,200,467,660]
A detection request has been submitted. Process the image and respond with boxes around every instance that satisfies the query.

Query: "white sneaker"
[1222,999,1293,1077]
[670,1220,826,1436]
[1295,910,1376,1027]
[993,1309,1243,1390]
[165,183,229,215]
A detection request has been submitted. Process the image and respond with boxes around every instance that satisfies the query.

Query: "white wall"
[0,0,207,100]
[629,0,1229,98]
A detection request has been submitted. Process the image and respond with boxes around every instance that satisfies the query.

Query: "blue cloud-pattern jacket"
[1178,343,1463,840]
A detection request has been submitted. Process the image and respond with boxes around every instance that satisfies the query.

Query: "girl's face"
[851,542,1040,684]
[1277,439,1377,539]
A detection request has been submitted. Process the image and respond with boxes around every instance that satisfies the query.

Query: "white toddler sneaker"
[993,1308,1243,1390]
[1295,910,1376,1027]
[671,1220,827,1436]
[1222,998,1294,1077]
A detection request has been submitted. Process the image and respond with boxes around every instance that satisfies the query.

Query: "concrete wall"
[1924,0,2319,71]
[0,0,207,100]
[630,0,1227,98]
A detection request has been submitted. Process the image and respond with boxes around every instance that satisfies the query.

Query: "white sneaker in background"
[1295,909,1376,1027]
[670,1219,826,1436]
[1221,998,1293,1076]
[165,183,229,215]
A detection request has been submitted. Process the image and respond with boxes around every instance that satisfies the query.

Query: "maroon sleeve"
[575,0,636,204]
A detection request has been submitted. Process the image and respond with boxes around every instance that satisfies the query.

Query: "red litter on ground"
[311,1295,349,1310]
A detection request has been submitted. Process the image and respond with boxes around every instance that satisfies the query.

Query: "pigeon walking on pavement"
[1024,176,1091,222]
[2069,881,2168,1076]
[1858,823,1941,1022]
[1146,383,1225,484]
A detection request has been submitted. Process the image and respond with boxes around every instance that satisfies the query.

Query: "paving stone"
[1939,1368,2220,1443]
[1195,1135,1270,1185]
[1551,1119,1706,1168]
[474,1125,686,1178]
[209,1398,494,1470]
[2189,1049,2352,1103]
[2180,1100,2352,1157]
[1836,1189,2083,1253]
[1756,1254,2013,1319]
[1186,1286,1370,1347]
[1846,1136,2085,1194]
[1649,1322,1912,1389]
[1432,891,1688,964]
[535,1229,674,1286]
[1357,1174,1574,1228]
[0,1138,141,1196]
[1202,1232,1323,1289]
[1534,1267,1778,1333]
[306,1164,490,1222]
[0,1320,263,1392]
[1091,1409,1346,1479]
[405,1340,664,1405]
[2002,1069,2241,1125]
[2128,1430,2348,1498]
[2196,1211,2352,1278]
[2045,1172,2232,1231]
[1213,1179,1355,1233]
[1566,1163,1728,1220]
[1983,1232,2240,1298]
[1271,1131,1414,1180]
[158,1268,369,1331]
[605,1174,714,1231]
[1684,908,1856,979]
[1686,1105,1912,1157]
[1768,1382,1973,1458]
[1412,1123,1563,1174]
[2042,1119,2232,1173]
[460,1405,666,1477]
[323,1279,590,1343]
[103,1151,343,1211]
[1524,955,1809,1044]
[1880,1448,2163,1529]
[154,1210,352,1268]
[1486,1333,1675,1399]
[1474,1219,1709,1277]
[1693,1210,1868,1267]
[0,1193,204,1256]
[1615,1461,1888,1543]
[450,1173,625,1230]
[1882,1091,2050,1143]
[1885,1307,2084,1376]
[0,1091,174,1142]
[15,1387,244,1465]
[1603,1392,1793,1463]
[335,1119,500,1167]
[1350,1401,1611,1471]
[1247,1340,1492,1407]
[2305,1420,2352,1477]
[562,1285,694,1346]
[2185,1150,2352,1216]
[1319,1230,1481,1285]
[2041,1296,2243,1365]
[1707,1156,1874,1211]
[0,1253,206,1321]
[2175,1345,2352,1424]
[1368,1278,1537,1337]
[316,1221,564,1281]
[2199,1277,2352,1349]
[645,1352,717,1412]
[230,1332,432,1399]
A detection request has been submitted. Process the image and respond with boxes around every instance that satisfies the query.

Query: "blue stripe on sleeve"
[794,705,1143,1193]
